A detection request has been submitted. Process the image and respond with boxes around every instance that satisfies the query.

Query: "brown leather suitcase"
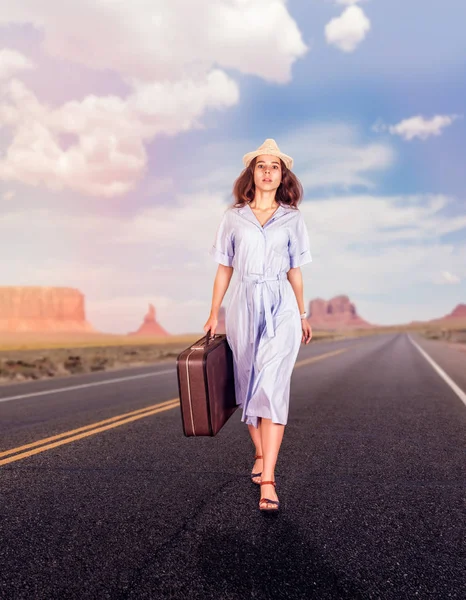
[176,332,238,436]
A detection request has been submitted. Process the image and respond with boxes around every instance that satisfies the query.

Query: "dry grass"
[0,332,199,352]
[0,321,464,386]
[0,329,340,352]
[0,330,339,386]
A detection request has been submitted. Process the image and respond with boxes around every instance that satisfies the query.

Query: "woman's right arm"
[204,265,234,335]
[210,265,233,317]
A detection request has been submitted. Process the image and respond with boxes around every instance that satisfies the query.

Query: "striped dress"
[209,202,312,428]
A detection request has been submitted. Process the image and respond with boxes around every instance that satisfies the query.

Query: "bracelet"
[300,312,307,320]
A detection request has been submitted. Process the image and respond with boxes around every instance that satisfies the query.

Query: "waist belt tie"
[241,272,287,344]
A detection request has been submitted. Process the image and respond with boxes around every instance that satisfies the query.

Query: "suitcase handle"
[190,329,220,350]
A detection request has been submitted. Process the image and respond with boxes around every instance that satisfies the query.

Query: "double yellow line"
[0,398,180,466]
[0,346,351,467]
[295,347,348,367]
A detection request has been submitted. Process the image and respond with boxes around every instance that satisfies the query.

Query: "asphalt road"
[0,333,465,600]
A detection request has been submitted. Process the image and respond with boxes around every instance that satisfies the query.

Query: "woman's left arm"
[287,267,312,343]
[287,267,306,314]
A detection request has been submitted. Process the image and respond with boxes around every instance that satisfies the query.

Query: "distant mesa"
[306,295,373,330]
[0,286,97,333]
[446,304,466,319]
[407,303,466,327]
[128,303,170,336]
[216,296,371,332]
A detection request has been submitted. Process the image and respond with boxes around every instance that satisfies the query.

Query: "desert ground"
[0,323,464,386]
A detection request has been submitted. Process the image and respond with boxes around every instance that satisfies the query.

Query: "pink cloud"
[0,71,238,196]
[0,1,307,197]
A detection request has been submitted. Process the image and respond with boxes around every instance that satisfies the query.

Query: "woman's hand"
[203,315,218,338]
[301,320,312,344]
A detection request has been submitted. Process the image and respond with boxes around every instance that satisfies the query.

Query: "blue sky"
[0,0,465,334]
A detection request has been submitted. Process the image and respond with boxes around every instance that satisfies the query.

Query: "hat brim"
[242,150,293,170]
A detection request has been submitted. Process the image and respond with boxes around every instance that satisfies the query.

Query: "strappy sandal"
[251,454,263,485]
[259,481,280,512]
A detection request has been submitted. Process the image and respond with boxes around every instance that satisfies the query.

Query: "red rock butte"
[447,304,466,319]
[408,303,466,327]
[215,297,371,332]
[0,286,96,333]
[128,303,170,336]
[307,295,373,330]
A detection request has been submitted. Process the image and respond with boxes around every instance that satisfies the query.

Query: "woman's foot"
[251,455,263,484]
[259,480,279,511]
[259,482,278,504]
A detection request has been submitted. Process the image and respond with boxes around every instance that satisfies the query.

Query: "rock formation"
[0,286,96,332]
[128,303,170,336]
[409,303,466,327]
[446,304,466,319]
[306,295,373,329]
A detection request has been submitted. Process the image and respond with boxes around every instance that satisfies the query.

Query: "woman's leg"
[248,419,263,482]
[259,418,285,504]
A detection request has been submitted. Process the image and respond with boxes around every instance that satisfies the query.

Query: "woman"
[203,138,313,513]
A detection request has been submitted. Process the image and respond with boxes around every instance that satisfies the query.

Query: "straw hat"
[242,138,293,170]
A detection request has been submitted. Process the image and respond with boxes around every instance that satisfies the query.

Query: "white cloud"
[0,1,307,197]
[26,262,120,289]
[144,177,175,198]
[0,0,307,85]
[434,271,461,285]
[0,206,119,234]
[0,191,231,334]
[111,190,229,253]
[0,48,33,80]
[0,72,239,197]
[373,114,462,141]
[0,189,231,271]
[325,5,371,53]
[2,190,16,201]
[297,193,466,301]
[2,188,466,329]
[304,193,466,246]
[335,0,366,5]
[187,124,394,196]
[281,123,394,191]
[4,177,463,269]
[2,123,464,330]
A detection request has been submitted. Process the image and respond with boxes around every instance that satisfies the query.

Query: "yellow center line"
[295,347,349,367]
[0,398,180,464]
[0,400,180,466]
[1,344,354,467]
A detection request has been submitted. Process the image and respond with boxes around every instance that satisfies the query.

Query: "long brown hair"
[231,156,303,209]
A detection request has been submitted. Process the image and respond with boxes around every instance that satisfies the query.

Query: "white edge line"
[0,368,176,404]
[408,334,466,408]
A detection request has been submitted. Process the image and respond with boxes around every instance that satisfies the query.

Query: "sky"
[0,0,465,334]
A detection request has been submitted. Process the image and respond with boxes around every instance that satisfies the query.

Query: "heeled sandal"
[251,454,263,485]
[259,481,280,512]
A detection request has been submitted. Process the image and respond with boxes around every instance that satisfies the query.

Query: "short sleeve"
[209,209,235,267]
[288,211,312,268]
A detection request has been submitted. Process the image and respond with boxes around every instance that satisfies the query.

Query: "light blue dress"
[209,202,312,428]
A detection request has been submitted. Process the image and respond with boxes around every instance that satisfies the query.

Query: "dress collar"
[236,202,291,229]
